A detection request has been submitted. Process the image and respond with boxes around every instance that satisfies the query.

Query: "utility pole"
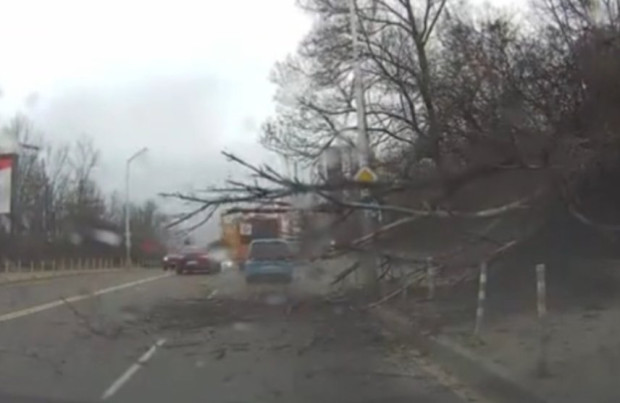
[349,0,377,291]
[125,147,148,268]
[349,0,370,167]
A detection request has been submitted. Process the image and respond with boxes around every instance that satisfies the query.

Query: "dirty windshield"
[0,0,618,402]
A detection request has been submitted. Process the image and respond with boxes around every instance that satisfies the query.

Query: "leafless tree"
[0,117,171,261]
[166,0,620,292]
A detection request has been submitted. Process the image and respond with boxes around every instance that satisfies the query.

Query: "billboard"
[0,155,13,214]
[0,129,18,155]
[321,147,342,181]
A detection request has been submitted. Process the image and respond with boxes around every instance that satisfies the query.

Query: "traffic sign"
[354,166,377,183]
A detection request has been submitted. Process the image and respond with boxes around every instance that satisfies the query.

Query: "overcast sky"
[0,0,313,241]
[0,0,521,243]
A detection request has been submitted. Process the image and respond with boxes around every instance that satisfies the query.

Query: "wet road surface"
[0,267,471,403]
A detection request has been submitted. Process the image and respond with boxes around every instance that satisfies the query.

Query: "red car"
[175,248,220,275]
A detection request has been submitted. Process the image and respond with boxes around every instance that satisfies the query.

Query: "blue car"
[244,239,295,284]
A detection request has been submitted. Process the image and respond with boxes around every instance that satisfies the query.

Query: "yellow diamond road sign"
[355,166,377,183]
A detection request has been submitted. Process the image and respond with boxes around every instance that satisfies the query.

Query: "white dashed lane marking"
[101,338,168,400]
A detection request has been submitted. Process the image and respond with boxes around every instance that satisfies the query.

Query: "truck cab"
[221,208,283,266]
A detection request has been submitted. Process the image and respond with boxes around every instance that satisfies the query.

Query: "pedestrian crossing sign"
[354,166,377,183]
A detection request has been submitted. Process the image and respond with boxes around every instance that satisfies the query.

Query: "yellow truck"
[220,208,282,265]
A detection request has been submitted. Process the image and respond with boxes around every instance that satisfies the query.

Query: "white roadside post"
[536,263,550,377]
[426,257,436,300]
[474,261,488,338]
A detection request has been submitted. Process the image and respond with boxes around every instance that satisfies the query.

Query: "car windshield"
[248,241,291,261]
[2,0,616,401]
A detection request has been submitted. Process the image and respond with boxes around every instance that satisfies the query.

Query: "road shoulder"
[370,305,550,403]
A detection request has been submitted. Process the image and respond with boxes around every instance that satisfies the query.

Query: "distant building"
[319,144,357,184]
[321,147,343,183]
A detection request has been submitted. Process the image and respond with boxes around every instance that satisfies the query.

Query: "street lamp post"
[349,0,370,168]
[125,147,148,267]
[348,0,377,291]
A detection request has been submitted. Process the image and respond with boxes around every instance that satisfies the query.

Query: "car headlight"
[163,256,169,262]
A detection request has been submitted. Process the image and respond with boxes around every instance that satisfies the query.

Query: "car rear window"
[180,248,205,256]
[249,241,291,260]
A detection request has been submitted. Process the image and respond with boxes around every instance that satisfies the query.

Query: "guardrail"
[1,258,122,273]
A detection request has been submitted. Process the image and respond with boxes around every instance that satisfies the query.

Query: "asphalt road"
[0,267,471,403]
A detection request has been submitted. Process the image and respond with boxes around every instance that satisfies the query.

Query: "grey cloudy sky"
[0,0,312,241]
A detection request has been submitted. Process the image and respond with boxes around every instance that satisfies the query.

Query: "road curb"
[370,305,551,403]
[0,269,122,287]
